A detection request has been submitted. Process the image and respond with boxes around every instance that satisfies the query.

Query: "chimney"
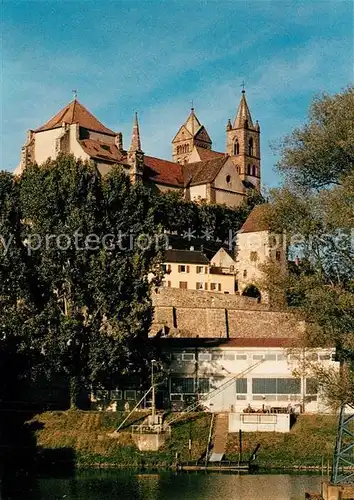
[115,132,123,151]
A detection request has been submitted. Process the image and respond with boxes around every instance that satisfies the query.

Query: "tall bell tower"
[226,90,261,191]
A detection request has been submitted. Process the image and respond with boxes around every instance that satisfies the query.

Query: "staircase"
[209,413,229,462]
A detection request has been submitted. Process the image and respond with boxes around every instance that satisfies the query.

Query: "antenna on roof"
[72,89,78,100]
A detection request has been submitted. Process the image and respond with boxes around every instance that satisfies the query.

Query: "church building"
[16,91,261,208]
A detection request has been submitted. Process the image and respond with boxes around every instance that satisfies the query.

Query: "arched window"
[247,164,251,175]
[234,140,239,155]
[248,138,254,156]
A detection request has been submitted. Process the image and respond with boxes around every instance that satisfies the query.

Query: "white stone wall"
[34,128,64,164]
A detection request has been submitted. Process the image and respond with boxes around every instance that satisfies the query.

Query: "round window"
[226,175,231,183]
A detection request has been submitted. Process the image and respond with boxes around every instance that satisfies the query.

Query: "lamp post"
[151,359,156,421]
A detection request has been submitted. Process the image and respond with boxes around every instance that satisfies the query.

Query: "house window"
[110,389,122,400]
[211,352,223,361]
[250,251,258,262]
[196,266,204,274]
[210,283,217,291]
[319,353,331,361]
[124,390,136,400]
[253,354,264,360]
[306,378,319,395]
[197,378,210,394]
[252,378,301,395]
[247,164,251,175]
[196,282,203,290]
[236,378,247,393]
[178,265,186,273]
[236,354,247,360]
[182,353,195,361]
[264,354,277,361]
[171,377,194,394]
[179,281,188,289]
[277,354,287,361]
[218,283,222,291]
[252,165,256,176]
[224,353,235,361]
[172,352,182,361]
[198,352,211,362]
[161,264,167,272]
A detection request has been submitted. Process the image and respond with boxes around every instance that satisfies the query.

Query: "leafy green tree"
[265,86,354,405]
[17,155,163,407]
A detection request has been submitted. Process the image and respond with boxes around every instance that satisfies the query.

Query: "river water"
[34,470,323,500]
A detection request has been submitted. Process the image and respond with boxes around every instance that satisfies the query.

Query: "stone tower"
[172,108,212,164]
[127,112,144,184]
[226,91,261,191]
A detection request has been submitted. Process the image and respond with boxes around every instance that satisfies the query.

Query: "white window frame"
[182,352,195,361]
[124,390,136,401]
[198,352,211,362]
[110,389,122,400]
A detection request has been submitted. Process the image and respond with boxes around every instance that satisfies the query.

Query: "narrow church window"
[234,140,239,155]
[247,164,251,175]
[252,165,256,176]
[248,138,254,156]
[226,175,231,184]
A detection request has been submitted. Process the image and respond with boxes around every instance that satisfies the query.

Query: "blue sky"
[1,0,353,188]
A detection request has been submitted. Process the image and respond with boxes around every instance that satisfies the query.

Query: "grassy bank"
[226,414,337,468]
[27,411,337,469]
[28,410,212,467]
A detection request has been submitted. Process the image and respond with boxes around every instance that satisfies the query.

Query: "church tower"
[172,107,212,164]
[226,91,261,191]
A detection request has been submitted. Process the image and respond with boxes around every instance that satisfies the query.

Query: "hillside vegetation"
[28,411,337,469]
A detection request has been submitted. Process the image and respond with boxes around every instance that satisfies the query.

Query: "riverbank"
[27,411,338,469]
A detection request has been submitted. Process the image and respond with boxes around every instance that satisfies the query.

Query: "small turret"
[127,112,144,183]
[226,119,232,131]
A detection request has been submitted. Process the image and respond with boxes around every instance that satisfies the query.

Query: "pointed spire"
[184,108,202,137]
[233,91,254,129]
[129,112,141,151]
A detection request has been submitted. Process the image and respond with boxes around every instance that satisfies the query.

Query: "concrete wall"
[229,412,291,433]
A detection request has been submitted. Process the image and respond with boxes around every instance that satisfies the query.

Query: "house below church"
[15,91,261,208]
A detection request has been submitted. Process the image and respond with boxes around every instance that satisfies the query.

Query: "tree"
[265,86,354,406]
[16,155,163,408]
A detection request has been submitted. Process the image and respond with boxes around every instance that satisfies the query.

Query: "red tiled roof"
[184,156,228,186]
[194,146,224,161]
[144,155,184,187]
[240,204,271,233]
[79,139,126,163]
[35,99,116,136]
